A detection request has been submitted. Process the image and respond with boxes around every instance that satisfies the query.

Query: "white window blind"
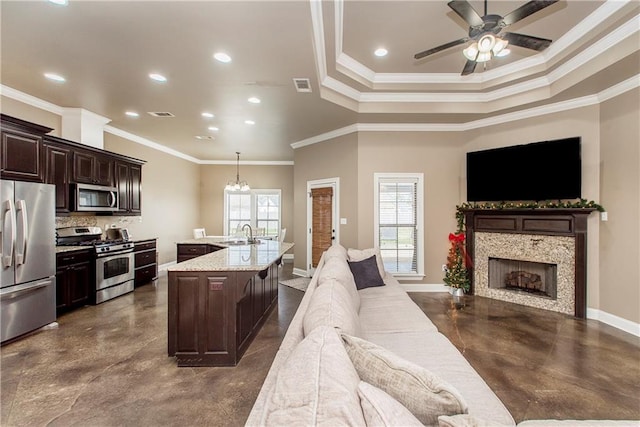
[374,174,424,278]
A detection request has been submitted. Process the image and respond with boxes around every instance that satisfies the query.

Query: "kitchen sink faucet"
[242,224,256,243]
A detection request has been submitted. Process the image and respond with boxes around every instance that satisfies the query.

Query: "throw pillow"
[348,255,385,290]
[260,326,366,426]
[348,247,386,279]
[341,332,468,426]
[303,279,361,337]
[358,381,424,427]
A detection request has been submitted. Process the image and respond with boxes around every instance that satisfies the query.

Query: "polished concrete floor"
[1,264,639,426]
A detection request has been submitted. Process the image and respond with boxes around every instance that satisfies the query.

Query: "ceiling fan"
[414,0,559,75]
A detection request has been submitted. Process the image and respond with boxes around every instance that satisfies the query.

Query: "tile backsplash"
[56,215,142,230]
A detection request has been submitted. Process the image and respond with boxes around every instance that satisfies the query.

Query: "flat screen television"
[466,137,581,202]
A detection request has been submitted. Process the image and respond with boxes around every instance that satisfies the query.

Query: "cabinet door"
[56,268,70,313]
[115,162,130,213]
[69,262,91,308]
[94,155,113,186]
[129,164,142,213]
[1,129,44,182]
[73,151,95,184]
[45,144,70,212]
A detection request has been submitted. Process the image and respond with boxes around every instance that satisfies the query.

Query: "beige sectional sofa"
[246,244,637,427]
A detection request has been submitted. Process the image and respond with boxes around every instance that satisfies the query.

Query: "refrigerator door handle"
[0,280,52,301]
[15,200,28,266]
[1,199,16,268]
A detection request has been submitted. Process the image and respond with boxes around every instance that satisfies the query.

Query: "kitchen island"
[167,239,294,367]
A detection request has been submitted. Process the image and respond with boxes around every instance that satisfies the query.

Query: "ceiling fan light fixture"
[476,51,492,63]
[495,47,510,57]
[463,43,479,61]
[477,34,496,53]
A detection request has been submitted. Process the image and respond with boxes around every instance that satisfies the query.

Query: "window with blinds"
[374,174,424,278]
[225,190,281,237]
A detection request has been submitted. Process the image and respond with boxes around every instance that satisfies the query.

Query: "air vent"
[293,78,312,93]
[195,135,215,140]
[147,111,175,117]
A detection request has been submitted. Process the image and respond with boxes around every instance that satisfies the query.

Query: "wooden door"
[311,187,334,268]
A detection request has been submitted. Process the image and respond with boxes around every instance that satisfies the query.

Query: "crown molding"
[199,160,295,166]
[1,85,64,114]
[291,74,639,148]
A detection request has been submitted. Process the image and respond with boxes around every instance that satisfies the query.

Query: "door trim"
[306,177,339,277]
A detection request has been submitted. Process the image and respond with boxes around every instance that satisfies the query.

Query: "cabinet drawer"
[134,240,156,252]
[177,244,208,256]
[135,250,156,267]
[135,264,157,287]
[57,250,92,266]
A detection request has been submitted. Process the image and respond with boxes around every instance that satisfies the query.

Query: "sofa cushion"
[303,279,361,337]
[517,422,640,427]
[348,255,385,290]
[318,256,360,312]
[439,414,505,427]
[323,242,348,261]
[341,332,468,426]
[358,381,424,427]
[259,326,366,426]
[348,247,386,279]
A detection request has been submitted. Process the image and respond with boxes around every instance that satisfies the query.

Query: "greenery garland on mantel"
[443,199,605,291]
[454,199,605,233]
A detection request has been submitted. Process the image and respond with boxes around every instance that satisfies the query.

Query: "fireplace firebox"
[488,257,557,299]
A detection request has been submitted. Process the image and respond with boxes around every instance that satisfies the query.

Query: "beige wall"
[198,164,294,241]
[356,131,467,283]
[104,134,200,265]
[293,133,359,271]
[599,89,640,324]
[1,96,62,136]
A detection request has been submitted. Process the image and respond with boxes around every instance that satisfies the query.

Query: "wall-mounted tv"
[466,137,581,202]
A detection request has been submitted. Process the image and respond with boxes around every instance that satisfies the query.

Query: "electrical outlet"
[600,211,608,221]
[442,264,447,272]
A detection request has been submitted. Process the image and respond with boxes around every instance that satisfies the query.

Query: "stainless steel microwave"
[72,183,119,212]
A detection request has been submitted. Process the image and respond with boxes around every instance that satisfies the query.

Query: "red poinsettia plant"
[443,232,471,291]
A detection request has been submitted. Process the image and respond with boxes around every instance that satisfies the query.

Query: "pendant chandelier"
[225,152,250,192]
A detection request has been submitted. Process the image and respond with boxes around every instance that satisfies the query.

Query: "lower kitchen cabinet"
[56,250,93,315]
[134,239,157,287]
[176,243,223,263]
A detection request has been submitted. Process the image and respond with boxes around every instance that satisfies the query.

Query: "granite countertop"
[169,239,294,272]
[56,246,90,254]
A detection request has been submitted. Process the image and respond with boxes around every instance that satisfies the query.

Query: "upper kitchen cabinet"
[115,160,143,215]
[73,150,114,186]
[43,140,71,213]
[0,114,53,182]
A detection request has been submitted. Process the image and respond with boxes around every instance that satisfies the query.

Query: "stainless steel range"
[57,227,134,304]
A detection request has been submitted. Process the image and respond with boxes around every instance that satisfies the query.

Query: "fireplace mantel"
[462,208,596,318]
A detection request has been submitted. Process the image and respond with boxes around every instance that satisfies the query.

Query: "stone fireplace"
[462,208,595,318]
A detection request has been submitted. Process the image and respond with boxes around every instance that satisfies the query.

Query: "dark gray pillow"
[348,255,385,290]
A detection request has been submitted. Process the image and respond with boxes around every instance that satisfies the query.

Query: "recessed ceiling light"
[149,73,167,82]
[201,112,214,118]
[214,52,232,63]
[125,111,139,117]
[208,126,219,132]
[44,72,65,82]
[248,97,261,104]
[48,0,68,5]
[374,48,388,57]
[244,120,255,125]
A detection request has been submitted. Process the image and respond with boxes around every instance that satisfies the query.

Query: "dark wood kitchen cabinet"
[56,249,93,315]
[115,161,142,215]
[134,239,157,287]
[73,150,114,186]
[176,243,223,263]
[44,142,71,213]
[1,114,53,182]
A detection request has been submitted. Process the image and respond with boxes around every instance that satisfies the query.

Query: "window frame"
[373,173,425,280]
[223,189,282,237]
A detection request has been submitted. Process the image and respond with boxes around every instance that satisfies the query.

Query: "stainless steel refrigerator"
[1,180,56,343]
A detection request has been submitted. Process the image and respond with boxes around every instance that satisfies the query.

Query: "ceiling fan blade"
[461,60,477,76]
[502,32,552,51]
[447,0,483,28]
[414,37,470,60]
[501,0,559,26]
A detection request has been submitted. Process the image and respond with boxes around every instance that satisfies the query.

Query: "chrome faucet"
[242,224,255,243]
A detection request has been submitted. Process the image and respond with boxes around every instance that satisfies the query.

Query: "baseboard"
[158,261,176,274]
[401,283,449,293]
[587,308,640,337]
[292,267,309,278]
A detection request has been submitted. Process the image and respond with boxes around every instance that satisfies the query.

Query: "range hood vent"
[293,78,312,93]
